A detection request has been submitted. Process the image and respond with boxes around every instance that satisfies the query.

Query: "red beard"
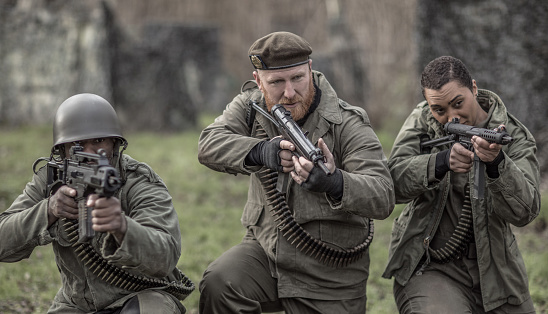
[265,77,315,121]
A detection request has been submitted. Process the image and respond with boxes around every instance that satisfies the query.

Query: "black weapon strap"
[252,120,374,267]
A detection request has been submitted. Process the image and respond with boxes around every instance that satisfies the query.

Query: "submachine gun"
[249,101,331,176]
[420,117,513,199]
[47,145,122,243]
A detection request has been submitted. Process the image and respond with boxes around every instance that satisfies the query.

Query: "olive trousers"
[199,239,366,314]
[393,257,536,314]
[49,289,184,313]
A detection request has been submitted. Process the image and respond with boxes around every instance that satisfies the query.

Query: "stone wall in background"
[105,0,420,131]
[0,0,112,127]
[417,0,548,181]
[1,0,419,133]
[111,23,221,131]
[0,0,221,132]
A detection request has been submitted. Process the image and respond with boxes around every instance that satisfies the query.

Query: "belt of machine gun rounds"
[428,187,474,263]
[254,124,374,267]
[63,219,195,300]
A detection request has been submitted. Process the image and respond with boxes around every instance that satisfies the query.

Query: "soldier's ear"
[471,79,477,97]
[253,71,264,93]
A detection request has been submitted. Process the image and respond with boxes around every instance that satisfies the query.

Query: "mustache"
[277,95,303,105]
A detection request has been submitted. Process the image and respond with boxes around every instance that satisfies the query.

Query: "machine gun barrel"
[271,104,331,175]
[445,120,513,145]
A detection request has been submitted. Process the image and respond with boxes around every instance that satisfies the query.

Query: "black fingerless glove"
[435,149,451,180]
[485,150,504,178]
[301,167,343,200]
[245,138,283,172]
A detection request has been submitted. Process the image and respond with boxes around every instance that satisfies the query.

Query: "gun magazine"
[254,123,374,268]
[63,219,195,300]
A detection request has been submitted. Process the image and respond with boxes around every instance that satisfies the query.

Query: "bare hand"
[279,139,296,173]
[87,194,127,243]
[472,136,502,163]
[449,143,474,173]
[48,186,78,226]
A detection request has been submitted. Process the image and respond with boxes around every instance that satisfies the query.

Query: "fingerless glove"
[301,167,343,200]
[245,138,283,172]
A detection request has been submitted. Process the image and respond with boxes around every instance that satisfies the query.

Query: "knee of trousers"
[131,290,183,314]
[199,263,245,297]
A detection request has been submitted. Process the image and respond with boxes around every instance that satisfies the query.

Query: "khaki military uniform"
[383,89,540,312]
[0,155,187,313]
[198,71,395,313]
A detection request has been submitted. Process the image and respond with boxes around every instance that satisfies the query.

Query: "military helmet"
[52,94,127,161]
[53,93,126,146]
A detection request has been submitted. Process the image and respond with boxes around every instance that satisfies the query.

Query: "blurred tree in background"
[107,0,419,132]
[0,0,546,176]
[0,0,418,132]
[417,0,548,183]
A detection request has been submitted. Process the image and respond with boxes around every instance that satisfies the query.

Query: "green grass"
[1,122,546,313]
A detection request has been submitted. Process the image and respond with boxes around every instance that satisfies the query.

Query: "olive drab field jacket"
[0,155,186,313]
[382,89,540,311]
[198,70,395,300]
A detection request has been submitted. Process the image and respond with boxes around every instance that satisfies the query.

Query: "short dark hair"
[420,56,473,98]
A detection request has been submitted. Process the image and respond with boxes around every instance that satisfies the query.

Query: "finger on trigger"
[61,186,76,197]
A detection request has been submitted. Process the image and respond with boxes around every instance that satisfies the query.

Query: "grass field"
[0,120,546,313]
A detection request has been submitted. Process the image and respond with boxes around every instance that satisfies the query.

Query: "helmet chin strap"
[51,145,65,162]
[111,138,128,168]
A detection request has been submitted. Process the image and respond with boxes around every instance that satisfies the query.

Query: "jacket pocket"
[292,188,338,222]
[241,201,264,227]
[319,219,370,249]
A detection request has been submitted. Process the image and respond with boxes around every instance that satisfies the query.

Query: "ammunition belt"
[63,219,195,300]
[428,187,474,263]
[254,124,374,267]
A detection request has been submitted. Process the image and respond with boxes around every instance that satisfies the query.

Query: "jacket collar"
[477,89,509,129]
[312,71,342,125]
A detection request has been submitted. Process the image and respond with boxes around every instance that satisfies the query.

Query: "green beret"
[248,31,312,70]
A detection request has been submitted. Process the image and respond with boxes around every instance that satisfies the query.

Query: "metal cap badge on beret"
[248,31,312,70]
